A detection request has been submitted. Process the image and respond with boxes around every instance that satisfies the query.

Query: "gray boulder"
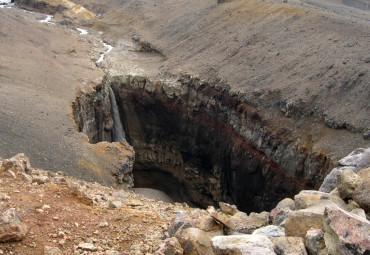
[338,147,370,168]
[319,166,356,193]
[252,225,285,239]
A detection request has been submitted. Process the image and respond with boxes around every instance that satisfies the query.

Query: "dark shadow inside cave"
[133,168,195,206]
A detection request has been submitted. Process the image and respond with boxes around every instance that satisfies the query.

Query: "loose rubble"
[0,148,369,254]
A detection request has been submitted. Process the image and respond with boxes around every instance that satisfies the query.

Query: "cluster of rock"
[0,153,191,254]
[158,148,370,255]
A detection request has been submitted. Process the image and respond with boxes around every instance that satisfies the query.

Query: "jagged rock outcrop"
[15,0,95,23]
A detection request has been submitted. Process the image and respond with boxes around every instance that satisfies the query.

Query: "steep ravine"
[73,74,335,213]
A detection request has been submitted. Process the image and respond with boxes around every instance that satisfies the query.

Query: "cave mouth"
[110,79,300,213]
[73,75,328,213]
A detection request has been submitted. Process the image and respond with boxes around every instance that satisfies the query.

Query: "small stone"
[44,246,63,255]
[53,217,59,220]
[42,204,51,210]
[0,193,10,201]
[5,170,16,178]
[219,202,238,216]
[363,130,370,140]
[78,242,97,252]
[0,208,28,242]
[20,173,33,183]
[98,221,109,228]
[32,176,49,184]
[109,201,122,209]
[58,232,66,238]
[36,209,44,213]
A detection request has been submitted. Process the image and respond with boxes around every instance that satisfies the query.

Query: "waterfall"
[109,86,125,142]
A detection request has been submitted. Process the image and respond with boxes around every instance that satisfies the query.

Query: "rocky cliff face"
[73,73,336,212]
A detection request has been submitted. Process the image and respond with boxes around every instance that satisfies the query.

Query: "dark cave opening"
[73,75,329,213]
[113,85,294,213]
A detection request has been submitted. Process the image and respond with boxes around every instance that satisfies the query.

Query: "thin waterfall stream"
[109,86,125,142]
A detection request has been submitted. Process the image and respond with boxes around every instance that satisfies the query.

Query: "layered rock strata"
[73,74,336,212]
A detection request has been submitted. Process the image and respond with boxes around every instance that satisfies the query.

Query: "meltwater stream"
[109,87,125,142]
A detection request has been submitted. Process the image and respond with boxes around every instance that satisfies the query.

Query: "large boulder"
[335,169,362,200]
[323,206,370,255]
[294,190,329,210]
[272,237,308,255]
[212,235,276,255]
[353,176,370,212]
[0,208,28,242]
[319,167,357,193]
[285,204,326,238]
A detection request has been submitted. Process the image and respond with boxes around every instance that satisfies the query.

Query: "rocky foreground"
[0,148,369,254]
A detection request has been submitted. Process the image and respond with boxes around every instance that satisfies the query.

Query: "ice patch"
[0,0,13,8]
[39,15,54,24]
[96,42,113,64]
[76,28,88,35]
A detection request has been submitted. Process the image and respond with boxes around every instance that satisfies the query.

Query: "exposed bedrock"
[73,74,335,212]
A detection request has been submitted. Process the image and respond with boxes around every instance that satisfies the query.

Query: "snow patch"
[0,0,13,8]
[96,42,113,64]
[76,28,88,35]
[39,15,55,24]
